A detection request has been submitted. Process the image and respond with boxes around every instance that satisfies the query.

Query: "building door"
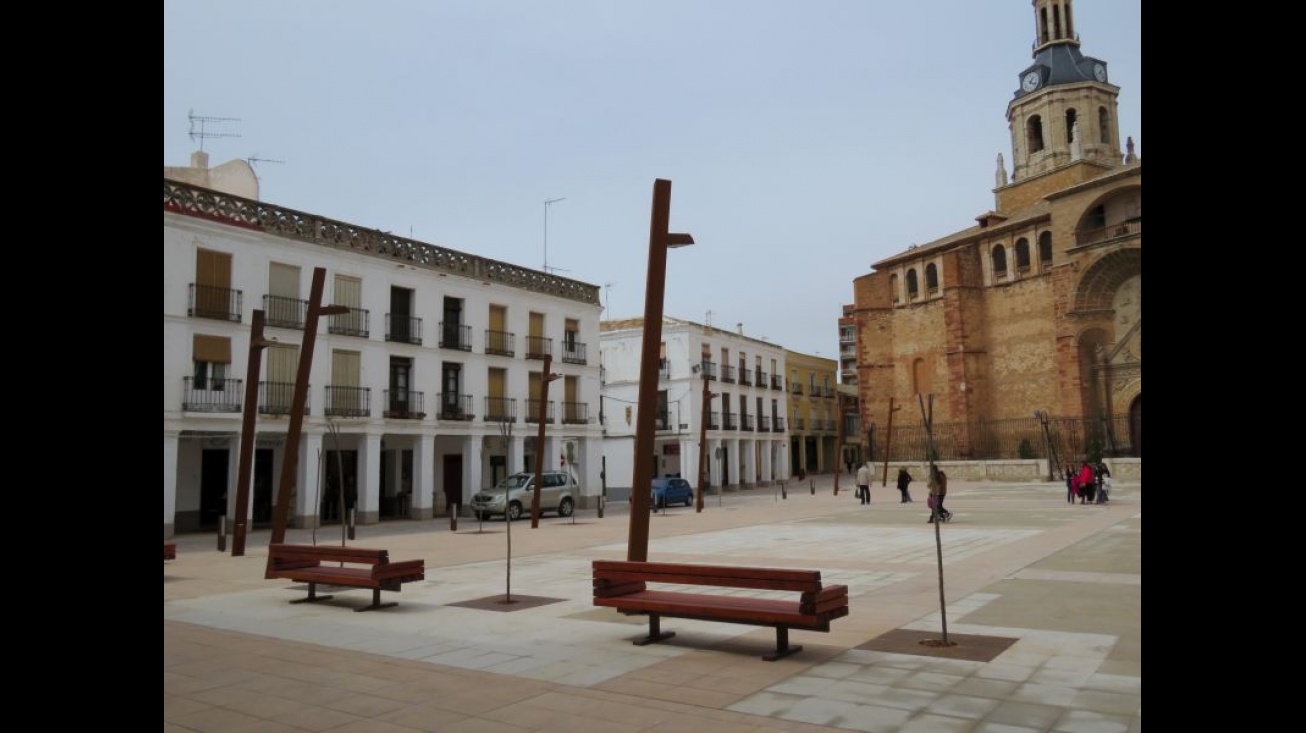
[200,449,229,529]
[253,449,274,525]
[442,454,463,513]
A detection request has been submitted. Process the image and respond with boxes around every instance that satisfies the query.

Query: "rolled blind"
[192,334,231,363]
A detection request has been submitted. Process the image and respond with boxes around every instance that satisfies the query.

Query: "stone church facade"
[851,0,1140,460]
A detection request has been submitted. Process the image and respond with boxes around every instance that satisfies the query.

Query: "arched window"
[1065,108,1078,143]
[925,263,939,294]
[1027,115,1045,152]
[889,273,900,304]
[1098,106,1111,144]
[906,269,919,300]
[992,245,1008,279]
[1038,231,1053,266]
[1014,238,1031,272]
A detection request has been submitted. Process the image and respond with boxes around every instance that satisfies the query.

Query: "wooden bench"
[164,542,176,561]
[592,560,849,661]
[265,543,425,612]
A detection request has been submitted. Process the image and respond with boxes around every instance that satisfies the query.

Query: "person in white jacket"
[855,462,872,505]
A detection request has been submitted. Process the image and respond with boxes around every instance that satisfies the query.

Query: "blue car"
[651,477,695,508]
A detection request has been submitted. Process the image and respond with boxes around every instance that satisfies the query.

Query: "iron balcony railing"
[659,360,671,380]
[865,412,1138,465]
[771,374,784,390]
[484,329,515,357]
[188,284,242,322]
[562,340,587,365]
[441,322,472,351]
[383,389,424,419]
[259,381,310,415]
[325,386,371,417]
[485,396,518,423]
[1075,217,1141,247]
[794,418,805,430]
[741,415,754,431]
[792,383,803,395]
[720,365,736,383]
[562,401,588,424]
[739,368,752,386]
[263,294,306,329]
[438,393,474,421]
[722,413,737,430]
[759,415,771,432]
[526,336,552,360]
[328,307,370,338]
[524,399,554,424]
[756,370,767,386]
[700,361,718,380]
[386,314,422,345]
[773,417,786,432]
[182,376,243,412]
[708,411,720,430]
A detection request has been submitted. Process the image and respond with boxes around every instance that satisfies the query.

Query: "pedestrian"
[927,465,950,522]
[1095,461,1111,504]
[1064,465,1076,504]
[855,461,872,505]
[1076,461,1096,504]
[896,467,914,503]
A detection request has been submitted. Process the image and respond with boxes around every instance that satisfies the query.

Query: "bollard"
[217,515,227,552]
[598,492,605,519]
[347,508,356,540]
[782,481,787,500]
[810,479,815,496]
[450,504,459,532]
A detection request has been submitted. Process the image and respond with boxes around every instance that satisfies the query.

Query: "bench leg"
[762,626,803,661]
[290,582,336,605]
[632,613,676,646]
[354,589,398,612]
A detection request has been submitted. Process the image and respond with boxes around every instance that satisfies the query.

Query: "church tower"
[1006,0,1123,182]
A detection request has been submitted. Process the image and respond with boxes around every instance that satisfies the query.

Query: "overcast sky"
[164,0,1141,359]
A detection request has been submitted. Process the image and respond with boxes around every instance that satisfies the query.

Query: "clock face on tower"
[1022,71,1041,92]
[1093,63,1107,82]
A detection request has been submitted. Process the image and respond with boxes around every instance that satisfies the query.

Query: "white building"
[599,317,791,500]
[164,156,604,537]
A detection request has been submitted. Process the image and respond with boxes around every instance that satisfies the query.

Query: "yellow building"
[851,0,1140,463]
[784,350,839,476]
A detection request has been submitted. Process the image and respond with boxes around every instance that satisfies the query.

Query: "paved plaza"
[165,475,1141,732]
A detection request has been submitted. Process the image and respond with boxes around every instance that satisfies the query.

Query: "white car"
[471,471,577,521]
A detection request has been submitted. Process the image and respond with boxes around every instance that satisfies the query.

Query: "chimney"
[189,150,210,170]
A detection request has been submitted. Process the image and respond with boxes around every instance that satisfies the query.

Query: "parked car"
[471,471,577,521]
[651,476,695,508]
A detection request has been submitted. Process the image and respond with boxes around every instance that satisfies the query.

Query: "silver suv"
[471,471,577,521]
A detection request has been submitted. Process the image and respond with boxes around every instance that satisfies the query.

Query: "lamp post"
[629,178,693,562]
[696,365,716,513]
[231,310,272,556]
[880,396,902,487]
[270,267,349,545]
[530,353,561,529]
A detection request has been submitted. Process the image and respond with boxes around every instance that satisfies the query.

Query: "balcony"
[562,340,587,365]
[188,284,242,322]
[440,322,472,351]
[739,368,752,386]
[484,329,515,357]
[526,336,552,360]
[386,314,422,345]
[699,361,717,380]
[794,418,805,430]
[383,389,424,419]
[259,381,310,415]
[770,374,784,390]
[438,393,474,421]
[741,414,754,431]
[708,411,720,430]
[182,377,243,412]
[720,365,736,384]
[485,396,518,423]
[791,383,803,395]
[756,370,767,387]
[1075,217,1141,247]
[758,415,771,432]
[722,413,737,431]
[325,386,371,418]
[773,417,786,432]
[658,360,671,380]
[328,307,370,338]
[524,399,555,424]
[263,294,306,330]
[561,402,589,425]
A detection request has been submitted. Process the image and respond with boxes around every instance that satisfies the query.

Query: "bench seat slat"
[265,544,425,608]
[595,589,836,628]
[594,570,819,593]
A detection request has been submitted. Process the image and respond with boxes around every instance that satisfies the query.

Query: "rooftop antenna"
[543,197,565,274]
[246,153,285,169]
[604,282,615,316]
[188,109,241,152]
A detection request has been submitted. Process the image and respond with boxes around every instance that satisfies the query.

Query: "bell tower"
[1006,0,1123,182]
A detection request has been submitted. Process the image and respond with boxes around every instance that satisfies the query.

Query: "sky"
[163,0,1141,358]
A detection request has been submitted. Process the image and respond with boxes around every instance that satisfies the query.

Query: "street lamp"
[231,309,273,556]
[629,179,693,562]
[695,363,716,513]
[530,353,562,529]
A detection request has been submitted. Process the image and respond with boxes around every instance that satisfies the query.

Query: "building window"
[1015,238,1031,272]
[1038,231,1053,266]
[906,269,919,300]
[992,245,1008,279]
[924,263,939,294]
[889,273,899,303]
[1098,106,1111,144]
[1027,115,1045,153]
[1065,108,1078,143]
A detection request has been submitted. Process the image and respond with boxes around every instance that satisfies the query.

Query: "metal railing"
[484,329,515,356]
[438,393,474,421]
[386,314,422,345]
[771,374,784,390]
[699,361,717,380]
[526,336,552,360]
[525,399,554,424]
[263,294,306,329]
[328,307,370,337]
[259,381,310,415]
[383,390,424,418]
[440,322,472,351]
[562,340,587,365]
[188,284,242,322]
[182,377,243,412]
[720,365,736,383]
[1075,217,1141,247]
[325,386,371,417]
[739,368,752,386]
[866,412,1138,464]
[562,401,589,424]
[486,396,518,423]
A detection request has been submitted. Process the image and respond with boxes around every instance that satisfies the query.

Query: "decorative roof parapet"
[164,178,601,306]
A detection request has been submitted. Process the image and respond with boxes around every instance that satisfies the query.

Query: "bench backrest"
[593,560,824,593]
[266,543,391,576]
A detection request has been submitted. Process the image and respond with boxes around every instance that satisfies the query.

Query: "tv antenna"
[543,197,566,274]
[188,109,241,152]
[604,282,615,315]
[246,153,286,169]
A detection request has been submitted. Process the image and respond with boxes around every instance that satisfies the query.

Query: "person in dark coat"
[896,467,914,503]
